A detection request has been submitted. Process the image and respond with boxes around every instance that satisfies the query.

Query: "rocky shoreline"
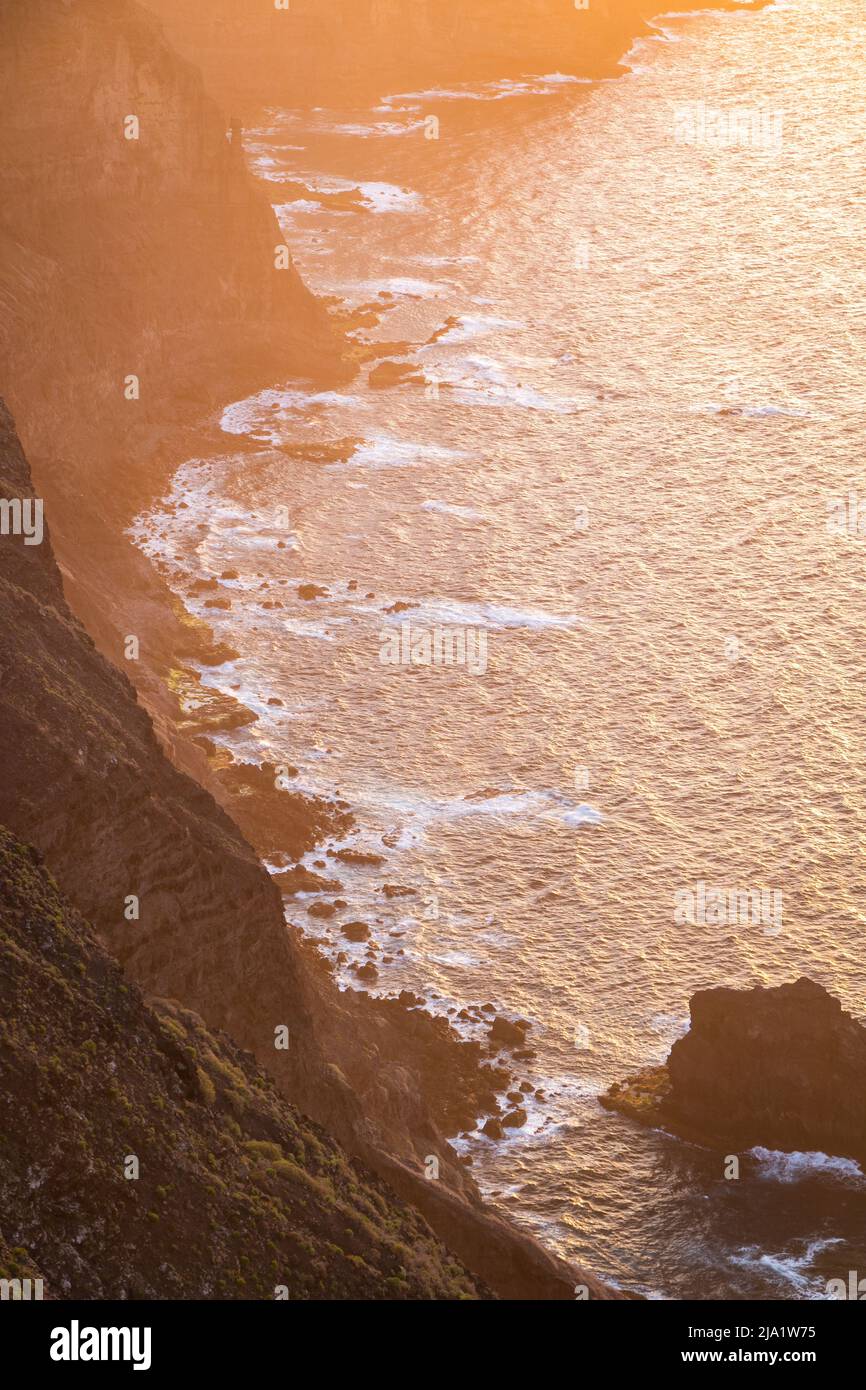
[0,391,621,1298]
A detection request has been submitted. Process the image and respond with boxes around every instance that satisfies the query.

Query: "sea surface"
[134,0,866,1298]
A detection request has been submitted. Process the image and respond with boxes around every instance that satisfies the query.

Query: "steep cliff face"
[0,0,342,673]
[138,0,764,113]
[0,399,618,1298]
[602,978,866,1166]
[0,824,488,1300]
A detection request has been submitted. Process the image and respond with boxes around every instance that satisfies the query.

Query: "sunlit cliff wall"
[0,0,339,657]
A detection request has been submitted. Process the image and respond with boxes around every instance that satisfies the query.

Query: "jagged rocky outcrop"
[0,398,618,1298]
[0,824,488,1300]
[602,978,866,1165]
[139,0,766,113]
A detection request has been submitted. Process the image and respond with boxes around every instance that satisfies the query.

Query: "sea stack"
[602,978,866,1164]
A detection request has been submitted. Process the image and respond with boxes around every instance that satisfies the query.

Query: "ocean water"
[134,0,866,1298]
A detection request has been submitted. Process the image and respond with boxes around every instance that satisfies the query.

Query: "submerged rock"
[272,864,342,896]
[368,360,426,390]
[502,1109,528,1130]
[307,900,337,919]
[330,847,385,867]
[341,921,370,942]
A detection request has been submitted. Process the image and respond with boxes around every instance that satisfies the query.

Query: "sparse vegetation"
[0,826,487,1300]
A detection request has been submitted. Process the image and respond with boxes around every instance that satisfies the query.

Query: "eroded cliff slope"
[0,824,488,1300]
[0,399,618,1298]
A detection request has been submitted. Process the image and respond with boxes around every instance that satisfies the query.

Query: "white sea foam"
[648,1012,691,1043]
[561,804,605,827]
[420,500,487,522]
[749,1148,865,1185]
[372,101,423,115]
[300,174,422,213]
[195,669,289,726]
[331,436,467,471]
[421,314,523,347]
[308,116,426,138]
[380,74,588,107]
[244,144,306,179]
[622,19,685,74]
[220,386,368,438]
[647,23,684,42]
[691,399,811,419]
[357,181,423,213]
[260,168,422,211]
[730,1238,846,1299]
[437,355,585,413]
[413,254,481,268]
[453,1073,604,1152]
[273,199,322,226]
[357,276,447,299]
[422,946,482,969]
[283,617,342,642]
[379,596,585,631]
[357,784,603,831]
[129,457,238,566]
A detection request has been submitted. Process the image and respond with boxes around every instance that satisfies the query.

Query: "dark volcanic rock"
[603,978,866,1165]
[368,360,426,390]
[216,761,351,859]
[502,1109,528,1130]
[667,978,866,1160]
[272,865,343,896]
[330,848,385,867]
[342,921,370,942]
[488,1015,530,1048]
[307,901,337,920]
